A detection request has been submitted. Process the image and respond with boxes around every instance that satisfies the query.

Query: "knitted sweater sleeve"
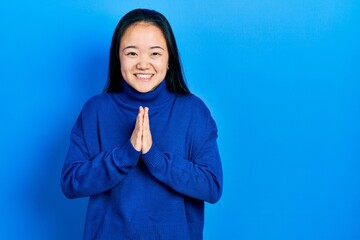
[142,105,223,204]
[61,108,140,199]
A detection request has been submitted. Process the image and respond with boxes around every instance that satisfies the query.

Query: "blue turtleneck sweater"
[61,81,223,240]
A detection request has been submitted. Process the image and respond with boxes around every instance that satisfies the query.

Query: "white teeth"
[136,74,152,79]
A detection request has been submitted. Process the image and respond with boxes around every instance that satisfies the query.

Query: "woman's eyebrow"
[150,46,165,51]
[122,45,165,51]
[122,46,138,51]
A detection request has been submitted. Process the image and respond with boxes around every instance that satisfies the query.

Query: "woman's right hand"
[130,106,144,152]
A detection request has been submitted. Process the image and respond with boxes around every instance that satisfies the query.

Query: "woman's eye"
[126,52,137,56]
[151,52,161,56]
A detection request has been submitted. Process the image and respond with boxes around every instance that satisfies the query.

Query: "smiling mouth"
[135,74,154,80]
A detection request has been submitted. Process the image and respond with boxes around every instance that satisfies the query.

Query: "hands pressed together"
[130,106,152,154]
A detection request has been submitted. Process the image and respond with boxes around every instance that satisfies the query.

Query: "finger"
[135,108,140,128]
[138,106,144,131]
[142,107,152,154]
[131,108,143,152]
[143,107,149,131]
[144,107,149,118]
[139,106,144,115]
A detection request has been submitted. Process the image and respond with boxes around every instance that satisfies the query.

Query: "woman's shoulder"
[175,93,218,132]
[81,93,114,113]
[177,93,204,105]
[176,93,212,115]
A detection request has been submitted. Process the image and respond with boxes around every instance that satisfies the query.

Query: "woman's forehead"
[120,22,167,48]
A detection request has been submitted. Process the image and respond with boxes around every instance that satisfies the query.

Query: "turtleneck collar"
[115,80,174,108]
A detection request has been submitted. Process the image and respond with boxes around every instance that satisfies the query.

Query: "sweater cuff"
[141,144,164,170]
[115,140,141,167]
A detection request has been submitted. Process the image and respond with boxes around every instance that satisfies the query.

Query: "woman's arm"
[60,114,140,199]
[141,114,223,204]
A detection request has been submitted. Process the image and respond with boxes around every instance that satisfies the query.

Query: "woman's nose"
[136,55,150,70]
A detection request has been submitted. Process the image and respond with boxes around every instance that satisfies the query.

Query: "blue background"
[1,1,359,239]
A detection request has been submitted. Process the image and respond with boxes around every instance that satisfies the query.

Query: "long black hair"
[103,9,190,94]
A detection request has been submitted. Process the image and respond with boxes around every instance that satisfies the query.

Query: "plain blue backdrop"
[1,1,359,239]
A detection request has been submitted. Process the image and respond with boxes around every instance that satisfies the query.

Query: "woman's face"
[119,22,169,93]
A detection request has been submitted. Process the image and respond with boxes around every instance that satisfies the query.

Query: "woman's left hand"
[141,107,152,154]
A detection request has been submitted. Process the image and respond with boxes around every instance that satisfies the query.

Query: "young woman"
[61,8,223,239]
